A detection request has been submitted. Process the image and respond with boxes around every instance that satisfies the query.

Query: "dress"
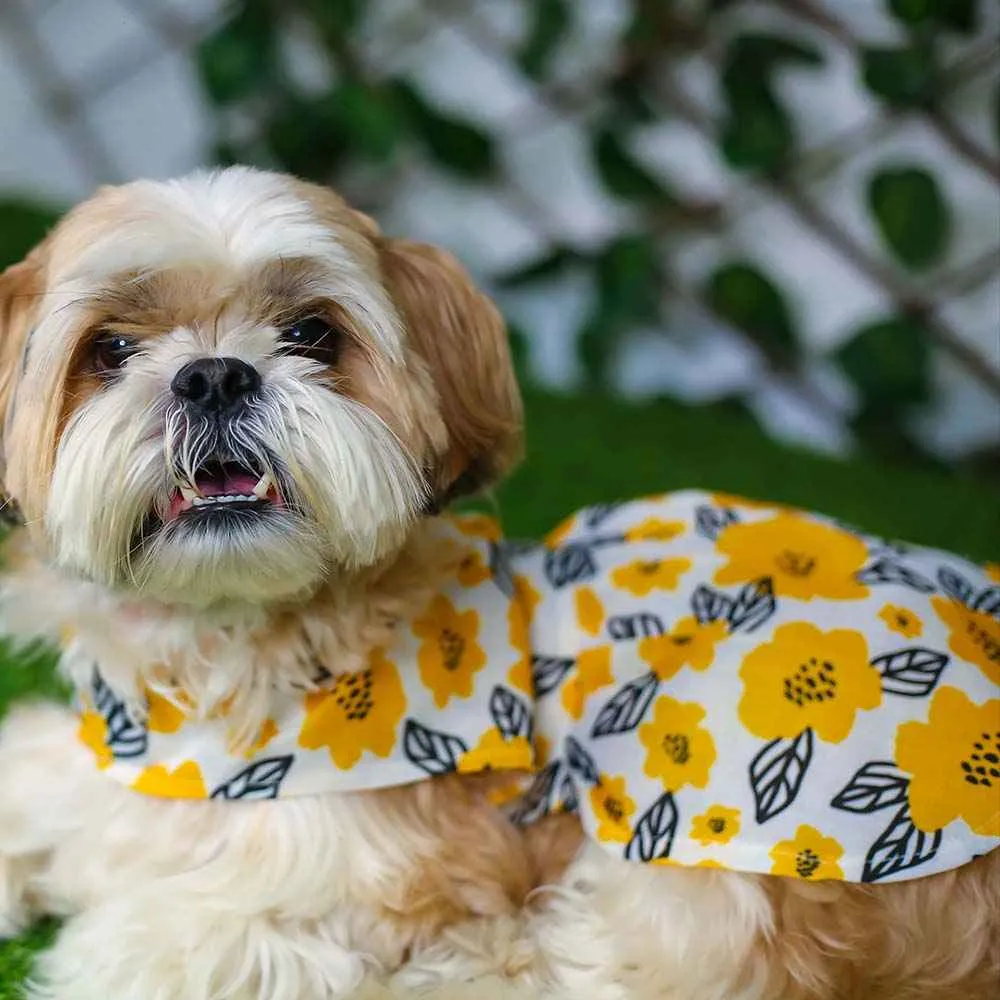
[72,490,1000,884]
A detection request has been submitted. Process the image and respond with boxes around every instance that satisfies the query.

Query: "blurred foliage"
[1,0,996,473]
[186,0,997,467]
[0,199,61,270]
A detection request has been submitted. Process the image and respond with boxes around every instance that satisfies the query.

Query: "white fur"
[393,843,778,1000]
[0,704,428,999]
[49,168,405,360]
[30,182,428,605]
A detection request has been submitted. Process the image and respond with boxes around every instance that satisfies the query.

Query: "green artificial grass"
[0,388,996,993]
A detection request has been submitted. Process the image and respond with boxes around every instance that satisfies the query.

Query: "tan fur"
[378,239,524,503]
[758,850,1000,1000]
[0,253,45,506]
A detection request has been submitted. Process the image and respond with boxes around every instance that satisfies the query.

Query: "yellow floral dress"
[71,491,999,884]
[73,516,535,801]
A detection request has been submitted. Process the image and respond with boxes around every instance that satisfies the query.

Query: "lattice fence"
[1,0,997,465]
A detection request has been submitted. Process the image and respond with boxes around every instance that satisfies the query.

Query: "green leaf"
[837,317,931,413]
[705,262,797,353]
[393,83,496,179]
[0,199,61,269]
[887,0,977,32]
[720,97,793,171]
[593,130,676,205]
[497,247,586,288]
[608,74,660,125]
[862,45,936,107]
[300,0,362,36]
[196,2,277,105]
[518,0,571,80]
[994,79,1000,150]
[264,98,348,181]
[933,0,978,33]
[595,235,662,327]
[887,0,935,24]
[718,33,821,172]
[868,167,951,270]
[577,314,616,390]
[725,33,824,75]
[326,83,401,162]
[504,321,531,381]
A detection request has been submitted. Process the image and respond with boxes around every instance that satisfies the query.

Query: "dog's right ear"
[0,252,44,518]
[378,238,524,511]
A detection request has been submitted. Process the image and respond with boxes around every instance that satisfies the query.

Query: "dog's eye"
[279,317,342,365]
[92,332,139,374]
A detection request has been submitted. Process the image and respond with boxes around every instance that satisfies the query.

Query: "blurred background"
[0,0,997,556]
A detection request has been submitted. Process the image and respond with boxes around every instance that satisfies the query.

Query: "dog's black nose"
[171,357,261,413]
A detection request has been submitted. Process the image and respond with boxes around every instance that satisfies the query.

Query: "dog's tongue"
[195,468,260,498]
[166,467,265,520]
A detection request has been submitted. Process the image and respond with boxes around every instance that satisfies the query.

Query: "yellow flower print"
[78,711,112,769]
[714,512,869,600]
[229,718,279,759]
[449,512,502,543]
[711,492,781,512]
[146,688,190,734]
[545,513,577,548]
[507,573,541,695]
[895,686,1000,836]
[131,761,209,799]
[690,805,741,846]
[624,518,685,543]
[575,586,605,636]
[739,623,881,744]
[931,596,1000,684]
[590,774,636,844]
[612,557,692,597]
[456,547,491,588]
[457,727,533,774]
[770,825,845,881]
[639,616,727,681]
[561,646,614,720]
[534,731,553,767]
[879,604,923,639]
[651,857,725,870]
[298,649,407,769]
[487,774,531,807]
[640,695,716,792]
[414,595,487,708]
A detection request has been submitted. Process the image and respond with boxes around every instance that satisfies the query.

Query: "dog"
[0,167,997,1000]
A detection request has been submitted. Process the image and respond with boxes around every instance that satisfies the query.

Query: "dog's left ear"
[379,238,524,510]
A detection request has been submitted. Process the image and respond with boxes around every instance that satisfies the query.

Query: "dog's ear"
[379,239,524,509]
[0,253,44,518]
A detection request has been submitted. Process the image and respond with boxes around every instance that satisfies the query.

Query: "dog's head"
[0,167,522,606]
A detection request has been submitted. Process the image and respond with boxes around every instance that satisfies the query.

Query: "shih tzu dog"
[0,167,997,1000]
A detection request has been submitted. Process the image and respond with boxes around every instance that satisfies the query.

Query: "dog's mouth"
[166,461,282,522]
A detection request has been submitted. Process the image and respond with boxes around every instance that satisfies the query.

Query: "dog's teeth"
[188,493,261,509]
[179,485,198,503]
[253,473,273,499]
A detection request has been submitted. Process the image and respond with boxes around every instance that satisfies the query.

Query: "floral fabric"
[74,516,534,801]
[73,490,999,884]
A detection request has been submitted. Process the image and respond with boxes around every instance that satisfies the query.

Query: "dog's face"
[0,167,522,606]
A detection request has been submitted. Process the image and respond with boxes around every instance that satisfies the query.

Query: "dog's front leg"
[26,887,372,1000]
[0,702,92,936]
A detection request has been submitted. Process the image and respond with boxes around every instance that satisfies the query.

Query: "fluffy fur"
[0,167,996,1000]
